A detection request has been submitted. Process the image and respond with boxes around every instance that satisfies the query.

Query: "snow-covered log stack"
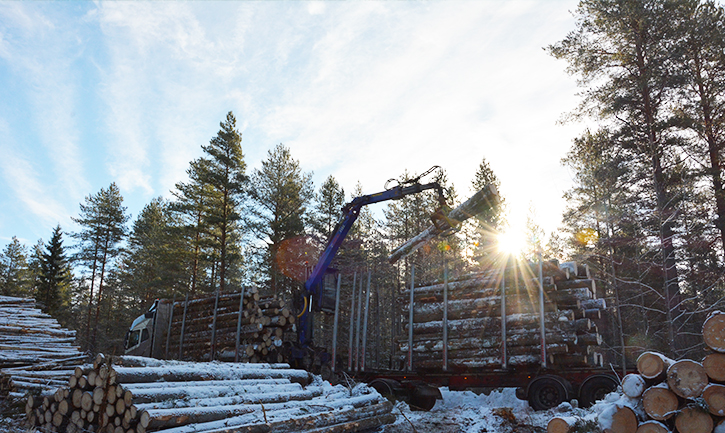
[26,354,394,433]
[0,296,84,398]
[166,288,295,364]
[548,311,725,433]
[398,261,607,370]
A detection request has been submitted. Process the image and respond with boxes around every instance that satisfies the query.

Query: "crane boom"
[299,181,447,345]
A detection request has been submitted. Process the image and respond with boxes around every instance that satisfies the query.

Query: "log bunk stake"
[549,311,725,433]
[24,355,394,433]
[398,261,607,371]
[0,295,85,400]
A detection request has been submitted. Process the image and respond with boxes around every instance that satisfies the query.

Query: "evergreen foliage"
[247,143,315,299]
[36,225,72,317]
[71,182,129,352]
[0,236,30,297]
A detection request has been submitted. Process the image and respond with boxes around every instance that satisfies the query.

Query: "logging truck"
[125,168,621,411]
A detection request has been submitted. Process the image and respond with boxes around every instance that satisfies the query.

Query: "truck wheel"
[369,379,401,400]
[528,376,568,410]
[578,375,618,408]
[409,385,439,411]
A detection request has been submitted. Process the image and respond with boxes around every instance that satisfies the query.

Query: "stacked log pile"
[26,355,394,433]
[0,296,84,398]
[548,311,725,433]
[398,261,607,370]
[166,288,295,363]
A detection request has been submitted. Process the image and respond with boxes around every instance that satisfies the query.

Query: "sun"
[497,230,526,255]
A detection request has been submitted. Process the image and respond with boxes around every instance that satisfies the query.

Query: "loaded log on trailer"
[352,260,619,411]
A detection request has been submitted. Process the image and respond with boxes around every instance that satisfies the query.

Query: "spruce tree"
[312,175,345,242]
[37,226,72,316]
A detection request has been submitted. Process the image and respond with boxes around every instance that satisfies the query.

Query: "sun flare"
[497,230,526,255]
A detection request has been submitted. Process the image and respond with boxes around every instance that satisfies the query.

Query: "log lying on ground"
[637,352,674,381]
[24,355,395,433]
[703,312,725,353]
[548,416,582,433]
[0,296,84,397]
[675,406,713,433]
[642,383,679,421]
[666,359,708,399]
[703,353,725,382]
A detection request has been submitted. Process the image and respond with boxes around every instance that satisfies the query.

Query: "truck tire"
[409,384,440,411]
[578,374,618,408]
[369,378,402,400]
[528,376,570,410]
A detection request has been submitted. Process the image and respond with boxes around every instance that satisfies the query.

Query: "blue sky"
[0,1,583,249]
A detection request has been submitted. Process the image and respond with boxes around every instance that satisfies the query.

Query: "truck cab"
[124,300,172,358]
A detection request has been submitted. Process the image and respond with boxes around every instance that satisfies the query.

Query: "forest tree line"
[4,0,725,366]
[0,112,504,355]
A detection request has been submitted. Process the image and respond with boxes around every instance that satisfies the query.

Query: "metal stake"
[538,249,547,368]
[165,295,175,360]
[361,271,371,372]
[179,293,189,360]
[331,274,342,372]
[235,286,247,363]
[348,272,357,371]
[407,264,415,371]
[443,261,449,371]
[501,262,507,368]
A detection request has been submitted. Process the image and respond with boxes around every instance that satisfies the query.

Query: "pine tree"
[247,143,314,299]
[0,237,30,297]
[37,225,72,316]
[192,112,247,293]
[549,0,688,355]
[72,182,129,351]
[676,1,725,253]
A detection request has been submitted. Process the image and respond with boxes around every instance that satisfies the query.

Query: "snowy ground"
[382,387,594,433]
[0,387,600,433]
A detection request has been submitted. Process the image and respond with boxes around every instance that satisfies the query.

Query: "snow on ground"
[381,387,594,433]
[0,386,607,433]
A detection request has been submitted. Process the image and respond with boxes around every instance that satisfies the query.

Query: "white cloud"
[0,2,90,206]
[0,118,70,230]
[253,1,580,234]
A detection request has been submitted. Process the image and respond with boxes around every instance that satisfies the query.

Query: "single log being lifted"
[389,184,500,264]
[666,359,708,399]
[703,311,725,352]
[674,406,713,433]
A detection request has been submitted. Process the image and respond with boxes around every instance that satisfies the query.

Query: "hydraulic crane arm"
[304,181,444,296]
[298,169,452,346]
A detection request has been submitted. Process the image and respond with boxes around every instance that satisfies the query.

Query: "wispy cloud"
[0,118,71,235]
[0,2,90,204]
